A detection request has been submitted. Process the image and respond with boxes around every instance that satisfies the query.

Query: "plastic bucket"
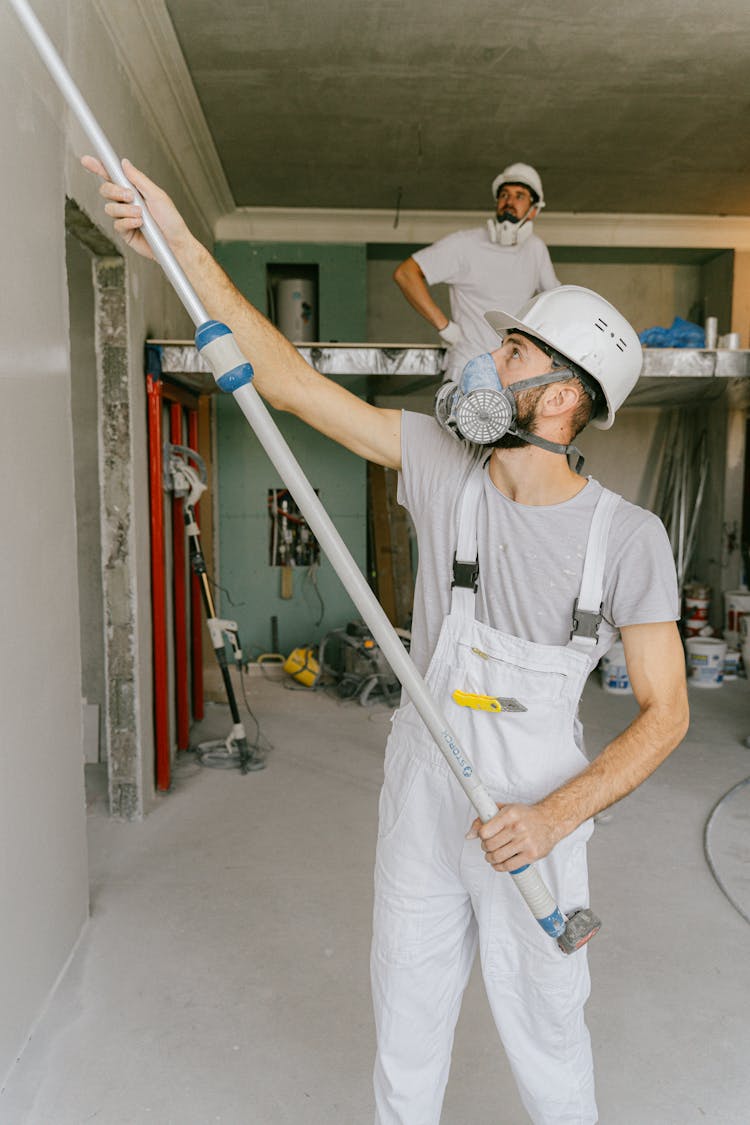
[684,596,710,623]
[685,637,727,689]
[742,637,750,681]
[723,648,742,681]
[600,641,631,694]
[723,590,750,648]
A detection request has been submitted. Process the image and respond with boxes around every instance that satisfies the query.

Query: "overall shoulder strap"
[568,488,621,652]
[450,466,485,618]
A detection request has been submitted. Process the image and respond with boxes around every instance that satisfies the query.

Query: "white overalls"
[371,467,620,1125]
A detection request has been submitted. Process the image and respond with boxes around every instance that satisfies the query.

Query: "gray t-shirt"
[413,227,559,380]
[398,412,680,677]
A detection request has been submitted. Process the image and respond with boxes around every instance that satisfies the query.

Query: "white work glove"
[438,320,464,346]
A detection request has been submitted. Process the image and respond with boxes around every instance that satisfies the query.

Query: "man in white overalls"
[371,288,688,1123]
[86,160,690,1125]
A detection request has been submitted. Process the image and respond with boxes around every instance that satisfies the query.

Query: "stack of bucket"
[681,585,750,688]
[723,589,750,650]
[682,583,726,689]
[682,582,711,639]
[602,585,750,693]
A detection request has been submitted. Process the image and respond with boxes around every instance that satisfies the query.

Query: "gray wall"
[0,1,90,1087]
[0,0,205,1087]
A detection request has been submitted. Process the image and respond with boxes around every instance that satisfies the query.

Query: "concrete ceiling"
[165,0,750,215]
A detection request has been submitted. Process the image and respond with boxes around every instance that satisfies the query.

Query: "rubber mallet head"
[556,908,601,955]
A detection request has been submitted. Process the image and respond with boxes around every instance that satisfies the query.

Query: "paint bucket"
[741,618,750,679]
[723,589,750,648]
[683,596,710,636]
[685,637,727,689]
[684,582,710,599]
[723,648,742,681]
[600,641,631,694]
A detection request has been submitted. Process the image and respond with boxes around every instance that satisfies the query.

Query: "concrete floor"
[2,672,750,1124]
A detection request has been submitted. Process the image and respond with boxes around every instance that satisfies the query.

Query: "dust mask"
[487,215,534,247]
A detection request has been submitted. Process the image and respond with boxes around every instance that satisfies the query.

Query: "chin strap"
[502,365,586,473]
[508,427,585,474]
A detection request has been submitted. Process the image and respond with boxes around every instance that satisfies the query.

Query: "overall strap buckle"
[570,597,603,643]
[452,554,479,592]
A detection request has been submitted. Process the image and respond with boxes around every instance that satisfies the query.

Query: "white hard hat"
[484,285,643,428]
[492,163,545,208]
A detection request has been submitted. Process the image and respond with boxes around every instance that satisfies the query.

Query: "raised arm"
[82,157,402,470]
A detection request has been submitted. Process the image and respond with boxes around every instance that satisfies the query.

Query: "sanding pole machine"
[10,0,600,956]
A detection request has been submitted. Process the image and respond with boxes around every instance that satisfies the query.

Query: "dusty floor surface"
[2,672,749,1124]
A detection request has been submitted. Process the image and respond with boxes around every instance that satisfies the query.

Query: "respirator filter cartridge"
[455,388,514,445]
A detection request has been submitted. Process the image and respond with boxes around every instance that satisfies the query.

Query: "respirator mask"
[487,213,535,247]
[434,345,592,470]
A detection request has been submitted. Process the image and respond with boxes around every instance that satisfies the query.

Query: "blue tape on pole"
[195,319,255,392]
[195,319,230,349]
[510,864,529,874]
[217,363,255,392]
[536,908,566,937]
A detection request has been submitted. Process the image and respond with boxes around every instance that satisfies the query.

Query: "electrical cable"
[703,775,750,925]
[200,563,245,608]
[304,561,325,626]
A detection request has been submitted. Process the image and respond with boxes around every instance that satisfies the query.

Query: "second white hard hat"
[491,163,545,207]
[484,285,643,428]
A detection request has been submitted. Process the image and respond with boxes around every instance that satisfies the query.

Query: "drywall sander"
[10,0,600,955]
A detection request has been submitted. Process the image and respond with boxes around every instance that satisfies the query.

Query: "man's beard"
[497,209,520,224]
[488,387,543,450]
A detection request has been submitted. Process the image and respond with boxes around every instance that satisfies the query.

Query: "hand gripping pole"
[11,0,600,953]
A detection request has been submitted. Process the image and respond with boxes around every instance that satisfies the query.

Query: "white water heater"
[273,277,317,342]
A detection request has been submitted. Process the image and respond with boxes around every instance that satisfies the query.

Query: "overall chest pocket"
[455,641,569,710]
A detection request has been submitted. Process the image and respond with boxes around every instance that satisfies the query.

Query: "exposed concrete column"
[94,256,142,820]
[731,250,750,349]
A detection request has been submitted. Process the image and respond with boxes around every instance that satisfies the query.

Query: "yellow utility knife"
[452,689,527,713]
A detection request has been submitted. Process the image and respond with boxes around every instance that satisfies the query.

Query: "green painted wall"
[214,242,368,657]
[216,241,367,341]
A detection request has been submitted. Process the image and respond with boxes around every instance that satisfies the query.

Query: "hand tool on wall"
[11,0,600,954]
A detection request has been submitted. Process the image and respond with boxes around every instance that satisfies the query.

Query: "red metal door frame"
[146,359,203,791]
[146,374,170,791]
[188,408,204,722]
[170,402,189,752]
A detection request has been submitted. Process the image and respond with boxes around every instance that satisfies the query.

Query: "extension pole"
[11,0,600,952]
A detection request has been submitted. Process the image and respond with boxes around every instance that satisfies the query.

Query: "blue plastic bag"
[638,317,705,348]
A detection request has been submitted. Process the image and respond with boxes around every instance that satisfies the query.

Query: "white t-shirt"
[398,412,680,678]
[413,227,560,380]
